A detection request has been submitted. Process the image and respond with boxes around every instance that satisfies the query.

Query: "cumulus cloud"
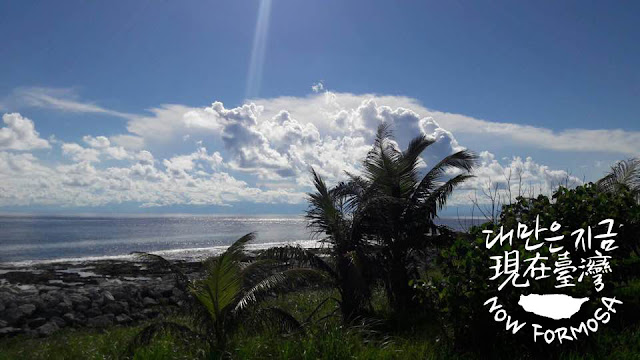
[83,135,111,149]
[61,143,101,162]
[126,104,224,143]
[247,92,640,156]
[1,89,628,210]
[0,146,304,208]
[446,150,583,209]
[109,134,145,150]
[0,113,50,151]
[7,87,639,155]
[162,147,224,178]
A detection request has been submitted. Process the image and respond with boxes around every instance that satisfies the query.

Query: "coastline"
[0,239,322,267]
[0,240,323,338]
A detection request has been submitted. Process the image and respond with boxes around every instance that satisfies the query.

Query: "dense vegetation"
[1,134,638,359]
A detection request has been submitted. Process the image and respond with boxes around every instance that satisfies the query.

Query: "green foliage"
[504,183,639,254]
[2,291,639,359]
[307,124,477,314]
[302,168,375,320]
[130,233,321,356]
[417,183,640,356]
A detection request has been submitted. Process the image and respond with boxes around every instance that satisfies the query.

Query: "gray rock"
[118,301,130,312]
[62,312,80,324]
[36,322,59,337]
[141,308,160,318]
[142,297,158,306]
[27,317,47,328]
[68,294,91,308]
[50,316,66,328]
[18,303,36,316]
[115,314,132,324]
[56,300,72,314]
[0,327,23,336]
[91,298,104,308]
[85,307,102,318]
[4,308,25,325]
[103,291,115,303]
[87,314,114,328]
[39,308,62,318]
[158,285,174,297]
[171,287,183,298]
[103,302,125,315]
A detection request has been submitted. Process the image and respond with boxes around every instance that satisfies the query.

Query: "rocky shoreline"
[0,259,203,338]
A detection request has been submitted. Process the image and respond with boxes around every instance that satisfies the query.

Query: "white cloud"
[7,87,134,118]
[126,104,223,143]
[447,151,583,208]
[248,92,640,156]
[61,143,101,162]
[162,147,224,178]
[1,89,632,210]
[0,113,50,151]
[7,88,639,155]
[420,109,640,156]
[109,134,145,150]
[0,147,304,208]
[83,135,111,149]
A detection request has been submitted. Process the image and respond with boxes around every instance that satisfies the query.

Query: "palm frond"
[254,306,303,334]
[131,251,190,291]
[235,268,328,312]
[422,174,475,217]
[191,248,243,322]
[398,134,435,186]
[306,168,341,235]
[225,232,256,258]
[240,258,284,287]
[597,158,640,194]
[258,245,337,280]
[411,150,477,204]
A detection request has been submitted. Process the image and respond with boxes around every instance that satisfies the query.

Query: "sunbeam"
[245,0,272,100]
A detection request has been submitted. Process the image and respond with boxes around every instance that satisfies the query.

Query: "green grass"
[1,288,639,360]
[0,318,204,360]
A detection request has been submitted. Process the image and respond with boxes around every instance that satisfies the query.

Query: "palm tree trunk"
[386,256,416,313]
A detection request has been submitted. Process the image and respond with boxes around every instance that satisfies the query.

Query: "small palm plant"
[129,233,321,357]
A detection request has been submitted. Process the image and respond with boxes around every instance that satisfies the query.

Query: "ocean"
[0,215,468,264]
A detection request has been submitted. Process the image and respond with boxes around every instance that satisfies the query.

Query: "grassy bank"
[1,288,638,360]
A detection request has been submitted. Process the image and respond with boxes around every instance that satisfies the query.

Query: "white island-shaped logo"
[519,294,589,320]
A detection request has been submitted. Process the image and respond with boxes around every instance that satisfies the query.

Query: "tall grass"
[1,288,638,359]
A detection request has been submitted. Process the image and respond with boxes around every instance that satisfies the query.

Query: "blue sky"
[0,0,638,215]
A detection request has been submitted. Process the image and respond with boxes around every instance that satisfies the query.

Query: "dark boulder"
[36,322,59,337]
[87,314,115,328]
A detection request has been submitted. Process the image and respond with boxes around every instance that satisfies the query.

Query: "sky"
[0,0,638,215]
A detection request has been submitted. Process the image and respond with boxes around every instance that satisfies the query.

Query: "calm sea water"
[0,215,466,264]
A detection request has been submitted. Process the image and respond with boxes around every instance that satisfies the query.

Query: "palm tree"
[347,123,477,312]
[259,169,373,322]
[128,233,320,356]
[597,158,640,202]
